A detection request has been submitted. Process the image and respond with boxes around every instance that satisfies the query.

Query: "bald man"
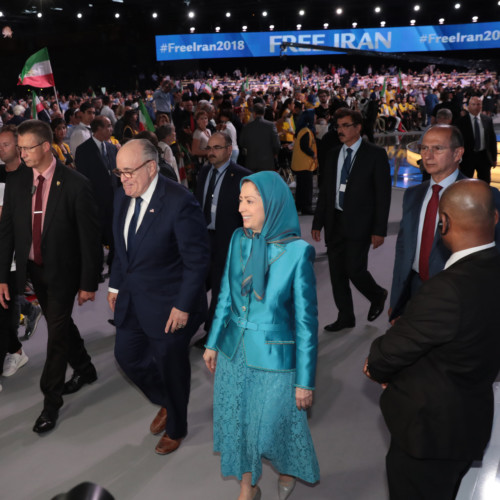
[457,96,497,184]
[365,179,500,500]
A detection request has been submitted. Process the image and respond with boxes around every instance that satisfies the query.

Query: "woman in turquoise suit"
[203,171,320,500]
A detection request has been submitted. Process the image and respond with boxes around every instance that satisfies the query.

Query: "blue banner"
[156,22,500,61]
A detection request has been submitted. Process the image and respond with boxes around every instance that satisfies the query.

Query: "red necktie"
[419,184,442,281]
[33,176,45,265]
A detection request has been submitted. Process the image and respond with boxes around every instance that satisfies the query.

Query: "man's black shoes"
[62,369,98,395]
[33,410,58,434]
[368,289,388,322]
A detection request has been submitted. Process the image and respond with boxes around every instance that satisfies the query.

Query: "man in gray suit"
[239,103,280,172]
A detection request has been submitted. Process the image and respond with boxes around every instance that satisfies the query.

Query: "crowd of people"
[0,62,499,500]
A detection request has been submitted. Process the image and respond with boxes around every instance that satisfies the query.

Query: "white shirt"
[69,124,92,155]
[444,242,495,270]
[335,137,362,210]
[100,105,117,126]
[412,169,459,272]
[108,174,159,293]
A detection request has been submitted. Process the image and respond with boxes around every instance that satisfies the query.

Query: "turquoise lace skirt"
[213,340,320,485]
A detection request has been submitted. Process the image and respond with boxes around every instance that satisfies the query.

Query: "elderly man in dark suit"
[194,131,250,346]
[389,125,500,321]
[312,108,391,332]
[365,179,500,500]
[108,139,209,455]
[75,116,119,272]
[0,120,102,433]
[239,103,281,172]
[457,96,497,184]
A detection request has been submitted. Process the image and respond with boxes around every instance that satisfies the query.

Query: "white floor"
[1,187,499,500]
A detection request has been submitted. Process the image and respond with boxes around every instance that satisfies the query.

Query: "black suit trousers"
[327,211,383,319]
[205,230,227,332]
[386,440,471,500]
[114,301,202,439]
[28,262,94,415]
[460,150,492,184]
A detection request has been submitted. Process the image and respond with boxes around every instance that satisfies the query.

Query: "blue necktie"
[338,147,352,209]
[473,117,481,151]
[203,169,217,225]
[127,197,143,255]
[101,141,110,173]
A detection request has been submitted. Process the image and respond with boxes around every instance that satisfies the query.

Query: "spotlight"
[262,11,268,17]
[299,9,305,16]
[454,3,460,8]
[336,8,343,15]
[225,11,231,17]
[152,12,158,18]
[352,22,358,28]
[190,26,195,32]
[37,12,43,18]
[297,24,302,30]
[115,12,120,18]
[323,23,329,28]
[77,12,82,19]
[380,20,386,26]
[375,6,381,13]
[472,15,478,22]
[410,19,416,25]
[188,11,194,18]
[414,5,420,11]
[269,24,275,30]
[439,18,445,24]
[0,11,4,17]
[242,25,247,31]
[215,26,220,32]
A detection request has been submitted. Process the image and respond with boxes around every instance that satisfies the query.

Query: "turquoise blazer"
[206,228,318,390]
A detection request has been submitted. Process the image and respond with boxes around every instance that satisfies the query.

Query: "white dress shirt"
[335,137,362,210]
[108,174,159,293]
[444,242,495,270]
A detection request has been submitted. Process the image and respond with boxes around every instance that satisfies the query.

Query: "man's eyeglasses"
[206,145,229,152]
[334,123,356,131]
[419,145,451,155]
[16,142,45,153]
[112,159,152,179]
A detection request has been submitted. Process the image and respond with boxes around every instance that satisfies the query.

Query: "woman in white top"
[191,110,211,166]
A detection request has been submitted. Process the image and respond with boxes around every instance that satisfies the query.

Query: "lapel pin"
[56,181,61,186]
[149,208,155,213]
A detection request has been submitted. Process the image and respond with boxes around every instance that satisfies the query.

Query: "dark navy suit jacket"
[75,137,118,244]
[389,171,500,319]
[109,174,209,337]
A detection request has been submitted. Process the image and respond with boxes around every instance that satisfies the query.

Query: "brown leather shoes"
[155,433,182,455]
[150,407,167,435]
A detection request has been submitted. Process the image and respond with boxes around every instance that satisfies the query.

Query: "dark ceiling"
[3,0,496,33]
[0,1,498,94]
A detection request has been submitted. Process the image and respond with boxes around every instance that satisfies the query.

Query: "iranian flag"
[18,48,55,88]
[138,99,155,132]
[31,90,44,119]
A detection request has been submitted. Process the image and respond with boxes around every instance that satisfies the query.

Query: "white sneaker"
[3,349,29,377]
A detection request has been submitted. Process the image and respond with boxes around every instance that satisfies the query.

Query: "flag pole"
[53,86,60,109]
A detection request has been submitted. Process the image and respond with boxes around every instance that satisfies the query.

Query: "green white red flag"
[18,48,55,88]
[31,90,44,119]
[138,99,155,132]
